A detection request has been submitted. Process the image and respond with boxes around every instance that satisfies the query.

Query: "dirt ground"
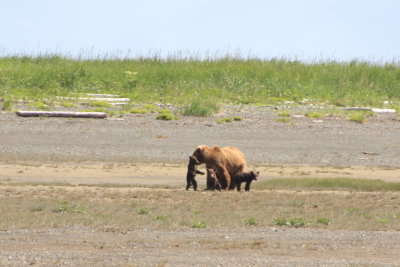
[1,106,400,266]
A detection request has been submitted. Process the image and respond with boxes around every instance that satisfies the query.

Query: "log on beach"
[16,111,107,119]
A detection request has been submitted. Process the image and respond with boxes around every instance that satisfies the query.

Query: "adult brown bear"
[191,145,246,190]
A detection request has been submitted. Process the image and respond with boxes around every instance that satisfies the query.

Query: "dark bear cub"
[206,168,222,191]
[230,171,259,192]
[186,155,205,191]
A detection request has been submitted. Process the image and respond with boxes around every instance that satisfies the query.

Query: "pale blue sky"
[1,0,399,62]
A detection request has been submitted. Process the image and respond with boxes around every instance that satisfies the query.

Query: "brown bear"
[186,155,205,191]
[206,168,222,191]
[190,145,246,190]
[230,171,259,192]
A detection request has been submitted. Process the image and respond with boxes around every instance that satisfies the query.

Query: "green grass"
[90,100,111,108]
[183,98,220,116]
[217,116,243,124]
[52,201,86,214]
[306,112,325,118]
[273,217,308,228]
[29,101,50,110]
[192,221,207,228]
[347,112,366,123]
[255,178,400,191]
[316,217,331,225]
[2,56,399,107]
[2,100,13,111]
[138,208,150,215]
[156,109,178,120]
[278,110,291,117]
[345,110,375,123]
[276,117,291,123]
[244,217,258,226]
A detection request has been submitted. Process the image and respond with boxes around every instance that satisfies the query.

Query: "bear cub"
[186,155,205,191]
[206,168,222,191]
[230,171,259,192]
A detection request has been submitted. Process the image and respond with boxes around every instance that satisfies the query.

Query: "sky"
[1,0,400,62]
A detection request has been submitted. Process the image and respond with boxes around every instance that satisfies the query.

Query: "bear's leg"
[186,176,191,190]
[193,178,198,191]
[217,167,231,190]
[245,181,251,191]
[237,182,242,192]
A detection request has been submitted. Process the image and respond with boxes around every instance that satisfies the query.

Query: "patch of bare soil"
[1,226,400,266]
[1,163,399,187]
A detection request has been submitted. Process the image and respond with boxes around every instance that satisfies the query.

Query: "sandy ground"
[1,106,400,266]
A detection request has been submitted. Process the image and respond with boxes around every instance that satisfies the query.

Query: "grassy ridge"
[1,56,400,106]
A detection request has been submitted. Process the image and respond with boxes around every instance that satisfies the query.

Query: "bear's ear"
[190,155,200,164]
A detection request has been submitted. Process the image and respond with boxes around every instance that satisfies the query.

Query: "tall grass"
[1,56,399,106]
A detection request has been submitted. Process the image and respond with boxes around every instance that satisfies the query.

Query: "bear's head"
[250,171,260,181]
[192,145,207,164]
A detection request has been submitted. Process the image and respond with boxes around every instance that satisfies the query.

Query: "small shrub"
[289,217,307,228]
[233,116,243,121]
[274,217,307,227]
[183,99,219,117]
[2,100,13,111]
[138,208,150,215]
[273,217,289,226]
[244,217,258,226]
[316,217,331,225]
[347,112,366,123]
[156,110,178,120]
[216,117,232,124]
[53,201,86,214]
[192,221,207,228]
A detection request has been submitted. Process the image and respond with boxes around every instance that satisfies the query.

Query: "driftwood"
[341,107,396,113]
[58,97,130,102]
[86,94,121,98]
[16,111,107,119]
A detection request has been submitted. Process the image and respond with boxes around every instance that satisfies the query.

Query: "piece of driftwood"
[341,107,396,113]
[59,97,130,102]
[16,111,107,118]
[361,151,380,156]
[86,94,121,98]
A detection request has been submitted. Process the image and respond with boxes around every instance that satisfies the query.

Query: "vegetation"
[1,56,399,109]
[1,182,400,231]
[306,112,325,118]
[216,116,243,124]
[183,98,220,117]
[156,109,178,120]
[278,110,291,117]
[254,178,400,191]
[276,117,291,123]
